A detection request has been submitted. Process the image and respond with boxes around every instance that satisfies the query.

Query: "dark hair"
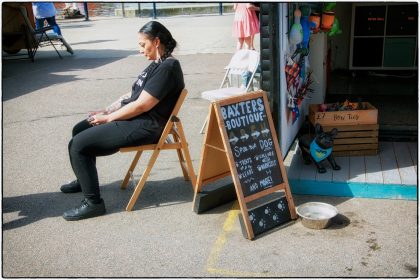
[139,21,177,60]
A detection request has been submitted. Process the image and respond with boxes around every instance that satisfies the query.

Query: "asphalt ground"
[2,15,418,277]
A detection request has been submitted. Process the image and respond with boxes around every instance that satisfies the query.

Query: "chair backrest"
[18,6,36,34]
[169,88,187,119]
[221,49,260,90]
[155,88,187,146]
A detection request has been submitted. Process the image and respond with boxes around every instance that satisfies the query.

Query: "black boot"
[60,180,82,193]
[63,198,106,221]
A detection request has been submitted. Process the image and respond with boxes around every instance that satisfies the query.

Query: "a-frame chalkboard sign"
[193,91,297,240]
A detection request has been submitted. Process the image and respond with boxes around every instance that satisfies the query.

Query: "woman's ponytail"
[139,21,177,61]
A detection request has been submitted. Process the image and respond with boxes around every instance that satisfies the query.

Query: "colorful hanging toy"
[289,8,303,46]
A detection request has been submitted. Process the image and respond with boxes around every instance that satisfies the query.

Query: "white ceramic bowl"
[296,202,338,229]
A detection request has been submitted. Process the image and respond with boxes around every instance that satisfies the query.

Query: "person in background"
[232,3,260,50]
[60,21,184,221]
[32,2,62,35]
[250,2,260,50]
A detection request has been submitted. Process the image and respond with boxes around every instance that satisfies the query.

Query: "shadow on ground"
[2,49,138,101]
[2,176,193,231]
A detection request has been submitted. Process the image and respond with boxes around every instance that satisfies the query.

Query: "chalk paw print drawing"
[258,219,267,229]
[249,212,257,224]
[278,200,286,211]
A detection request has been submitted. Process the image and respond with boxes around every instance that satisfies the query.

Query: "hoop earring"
[156,46,162,63]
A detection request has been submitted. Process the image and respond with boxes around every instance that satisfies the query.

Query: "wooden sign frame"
[193,91,297,239]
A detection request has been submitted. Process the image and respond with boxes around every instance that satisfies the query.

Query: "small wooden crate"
[309,102,379,156]
[309,102,378,126]
[322,124,379,156]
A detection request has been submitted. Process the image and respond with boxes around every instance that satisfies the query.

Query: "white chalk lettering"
[249,182,259,192]
[257,160,277,171]
[259,176,273,188]
[259,139,273,151]
[238,169,254,179]
[234,145,249,157]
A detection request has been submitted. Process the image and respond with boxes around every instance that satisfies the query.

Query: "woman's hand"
[89,114,110,126]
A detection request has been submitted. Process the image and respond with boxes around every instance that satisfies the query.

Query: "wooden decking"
[284,141,418,200]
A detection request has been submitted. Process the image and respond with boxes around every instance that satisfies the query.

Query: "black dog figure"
[298,123,341,173]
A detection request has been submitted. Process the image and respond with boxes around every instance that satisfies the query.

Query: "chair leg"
[126,150,161,211]
[121,151,142,190]
[22,27,35,62]
[171,132,189,180]
[41,33,63,59]
[47,35,63,59]
[176,122,197,188]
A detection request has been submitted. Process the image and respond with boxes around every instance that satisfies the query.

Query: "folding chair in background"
[11,5,74,61]
[200,49,260,133]
[2,3,73,62]
[119,89,197,211]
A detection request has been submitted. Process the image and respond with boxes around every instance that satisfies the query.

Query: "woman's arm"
[246,3,260,11]
[104,91,131,114]
[89,90,159,125]
[88,92,131,117]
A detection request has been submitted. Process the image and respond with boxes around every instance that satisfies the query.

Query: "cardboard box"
[309,102,378,126]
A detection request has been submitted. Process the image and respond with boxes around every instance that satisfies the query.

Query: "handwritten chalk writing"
[224,112,265,130]
[238,168,254,179]
[259,176,273,188]
[255,150,275,161]
[257,160,277,171]
[229,136,239,144]
[239,165,252,172]
[221,98,264,119]
[262,156,272,163]
[244,177,255,184]
[238,157,252,166]
[248,143,257,150]
[249,182,259,192]
[234,145,249,157]
[220,95,283,197]
[259,139,273,151]
[261,128,270,135]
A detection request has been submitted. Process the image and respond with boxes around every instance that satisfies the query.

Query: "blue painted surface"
[289,179,417,200]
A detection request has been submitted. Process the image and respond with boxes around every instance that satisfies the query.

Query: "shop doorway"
[327,3,418,141]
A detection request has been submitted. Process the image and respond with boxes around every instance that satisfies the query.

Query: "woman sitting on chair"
[61,21,185,221]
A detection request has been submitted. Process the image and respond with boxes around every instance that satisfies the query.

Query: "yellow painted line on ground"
[205,201,272,277]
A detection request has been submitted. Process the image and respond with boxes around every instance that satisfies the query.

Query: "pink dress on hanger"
[232,3,260,38]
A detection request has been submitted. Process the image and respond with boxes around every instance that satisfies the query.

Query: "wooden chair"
[119,89,196,211]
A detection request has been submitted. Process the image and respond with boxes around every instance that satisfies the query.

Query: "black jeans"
[68,118,162,202]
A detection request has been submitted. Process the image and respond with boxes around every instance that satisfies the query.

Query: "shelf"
[350,3,418,70]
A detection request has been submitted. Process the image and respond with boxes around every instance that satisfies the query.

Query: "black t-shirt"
[122,58,185,126]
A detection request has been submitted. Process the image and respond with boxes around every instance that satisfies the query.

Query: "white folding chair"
[200,49,260,133]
